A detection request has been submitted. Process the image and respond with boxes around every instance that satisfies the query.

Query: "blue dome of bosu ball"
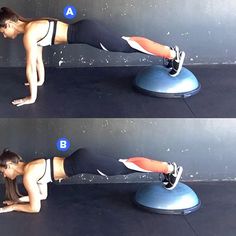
[134,65,201,98]
[134,182,201,215]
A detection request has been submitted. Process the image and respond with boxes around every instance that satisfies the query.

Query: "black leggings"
[63,148,135,177]
[67,19,138,53]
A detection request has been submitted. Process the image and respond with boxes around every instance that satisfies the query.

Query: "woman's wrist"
[0,205,14,213]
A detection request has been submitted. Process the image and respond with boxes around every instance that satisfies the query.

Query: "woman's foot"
[163,46,177,69]
[162,162,183,190]
[167,46,185,77]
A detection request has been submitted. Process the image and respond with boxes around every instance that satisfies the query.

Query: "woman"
[0,7,185,106]
[0,148,183,213]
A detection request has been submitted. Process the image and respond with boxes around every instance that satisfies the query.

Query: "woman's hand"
[12,97,36,107]
[0,205,14,213]
[3,200,15,206]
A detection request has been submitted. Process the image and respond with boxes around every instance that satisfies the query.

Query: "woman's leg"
[64,148,135,177]
[67,20,185,76]
[64,149,182,189]
[122,36,174,59]
[119,157,172,173]
[119,157,183,190]
[122,36,185,77]
[65,149,172,175]
[67,20,138,53]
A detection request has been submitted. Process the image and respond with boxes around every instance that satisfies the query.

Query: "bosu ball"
[134,65,201,98]
[134,182,201,215]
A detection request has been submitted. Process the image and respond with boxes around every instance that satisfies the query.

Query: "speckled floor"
[0,181,235,236]
[0,64,235,118]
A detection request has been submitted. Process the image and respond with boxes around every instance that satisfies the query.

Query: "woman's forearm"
[13,203,40,213]
[0,203,40,213]
[19,194,47,202]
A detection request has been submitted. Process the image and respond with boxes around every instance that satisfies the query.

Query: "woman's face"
[0,163,16,179]
[0,21,17,39]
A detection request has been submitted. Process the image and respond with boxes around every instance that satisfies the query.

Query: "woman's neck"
[14,20,27,34]
[14,162,26,176]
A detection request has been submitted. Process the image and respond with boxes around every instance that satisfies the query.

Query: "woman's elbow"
[31,205,41,213]
[41,194,48,200]
[30,202,42,213]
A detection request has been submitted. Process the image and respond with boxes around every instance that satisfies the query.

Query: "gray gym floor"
[0,181,235,236]
[0,64,235,118]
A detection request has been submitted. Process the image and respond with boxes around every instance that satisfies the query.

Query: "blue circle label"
[56,138,71,151]
[63,6,77,19]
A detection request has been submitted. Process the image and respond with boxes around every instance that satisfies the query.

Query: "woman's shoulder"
[25,20,50,31]
[24,158,45,174]
[22,20,49,43]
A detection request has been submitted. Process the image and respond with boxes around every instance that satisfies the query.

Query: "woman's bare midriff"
[53,157,67,180]
[54,21,69,44]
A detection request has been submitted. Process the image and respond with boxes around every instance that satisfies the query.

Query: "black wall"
[0,119,235,183]
[0,0,236,67]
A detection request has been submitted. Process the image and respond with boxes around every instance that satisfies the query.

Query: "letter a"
[66,7,74,16]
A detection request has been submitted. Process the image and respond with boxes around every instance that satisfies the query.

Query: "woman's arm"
[25,46,45,87]
[18,182,48,202]
[12,30,39,107]
[36,46,45,86]
[3,182,48,205]
[0,173,43,213]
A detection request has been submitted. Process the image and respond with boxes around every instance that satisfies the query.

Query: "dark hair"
[0,149,23,201]
[0,7,32,28]
[0,7,59,28]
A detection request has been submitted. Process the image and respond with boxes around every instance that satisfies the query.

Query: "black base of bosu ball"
[134,182,201,215]
[134,65,201,98]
